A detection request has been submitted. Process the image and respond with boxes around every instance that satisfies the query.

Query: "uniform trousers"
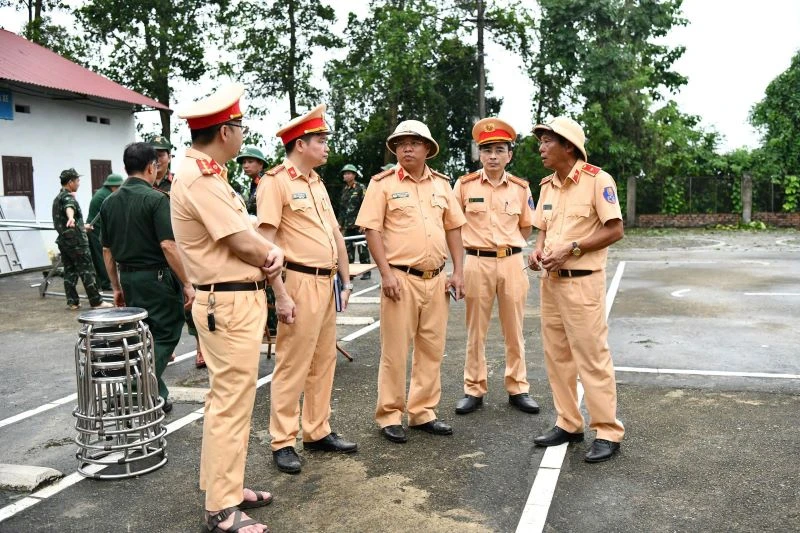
[120,269,184,401]
[87,230,112,291]
[375,270,448,427]
[344,226,371,265]
[269,270,337,450]
[540,271,625,442]
[57,241,103,307]
[194,288,266,511]
[463,253,529,397]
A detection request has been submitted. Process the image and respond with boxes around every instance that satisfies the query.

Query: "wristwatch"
[571,241,582,257]
[342,282,354,291]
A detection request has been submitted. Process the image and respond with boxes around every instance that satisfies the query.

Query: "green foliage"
[781,175,800,212]
[76,0,232,136]
[713,220,768,231]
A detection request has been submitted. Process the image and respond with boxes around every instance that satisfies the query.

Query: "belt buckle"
[329,265,337,278]
[551,270,561,278]
[422,270,434,280]
[496,248,509,258]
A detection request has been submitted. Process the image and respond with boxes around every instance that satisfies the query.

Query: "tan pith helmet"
[533,116,587,160]
[386,120,439,159]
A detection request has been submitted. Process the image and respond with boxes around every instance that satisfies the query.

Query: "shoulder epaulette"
[195,159,220,176]
[371,168,395,181]
[507,174,529,188]
[431,169,450,181]
[458,171,480,184]
[265,165,284,176]
[539,174,555,186]
[581,163,601,176]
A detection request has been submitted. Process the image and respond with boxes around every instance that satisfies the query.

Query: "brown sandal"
[205,506,268,532]
[196,344,206,369]
[238,489,273,509]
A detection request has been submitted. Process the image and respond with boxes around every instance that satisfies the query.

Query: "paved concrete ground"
[0,228,798,532]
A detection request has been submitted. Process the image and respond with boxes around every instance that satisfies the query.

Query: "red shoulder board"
[507,174,529,188]
[539,174,555,186]
[265,165,284,176]
[458,171,480,184]
[371,168,395,181]
[581,163,601,176]
[431,169,450,181]
[195,159,217,176]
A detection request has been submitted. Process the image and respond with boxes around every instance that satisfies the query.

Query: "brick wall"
[635,212,800,228]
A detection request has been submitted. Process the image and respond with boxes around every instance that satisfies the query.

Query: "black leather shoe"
[380,425,407,443]
[360,271,372,280]
[162,398,173,414]
[409,419,453,435]
[509,393,540,414]
[585,439,620,463]
[273,446,302,474]
[304,432,358,453]
[455,395,483,414]
[533,426,584,447]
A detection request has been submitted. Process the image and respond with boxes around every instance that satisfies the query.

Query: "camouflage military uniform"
[154,172,173,194]
[52,188,104,307]
[338,182,371,264]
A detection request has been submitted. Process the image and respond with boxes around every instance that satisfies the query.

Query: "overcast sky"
[2,0,798,154]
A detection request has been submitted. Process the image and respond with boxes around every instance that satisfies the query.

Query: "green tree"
[228,0,341,119]
[76,0,232,136]
[2,0,86,62]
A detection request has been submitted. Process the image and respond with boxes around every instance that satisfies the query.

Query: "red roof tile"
[0,29,169,110]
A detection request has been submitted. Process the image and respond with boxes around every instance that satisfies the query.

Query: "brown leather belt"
[285,261,337,277]
[390,263,445,279]
[465,247,522,258]
[197,280,266,291]
[551,269,594,278]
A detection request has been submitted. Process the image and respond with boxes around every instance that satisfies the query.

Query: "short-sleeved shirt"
[532,161,622,271]
[52,188,88,246]
[453,169,534,250]
[170,147,265,285]
[355,164,466,271]
[256,158,338,268]
[100,177,173,267]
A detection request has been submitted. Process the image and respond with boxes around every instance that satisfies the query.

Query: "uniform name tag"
[292,192,307,200]
[468,197,484,203]
[543,204,552,210]
[391,192,410,199]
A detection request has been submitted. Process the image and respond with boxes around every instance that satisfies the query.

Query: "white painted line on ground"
[740,260,770,266]
[340,320,381,342]
[671,288,691,298]
[0,497,40,522]
[352,284,380,296]
[744,292,800,297]
[615,366,800,380]
[623,260,715,264]
[775,237,797,246]
[336,316,375,326]
[348,296,381,304]
[168,350,196,366]
[606,261,625,316]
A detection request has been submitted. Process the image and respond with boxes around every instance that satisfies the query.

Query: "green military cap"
[103,173,124,186]
[149,135,174,151]
[236,146,268,165]
[59,168,81,180]
[381,163,395,171]
[341,164,361,177]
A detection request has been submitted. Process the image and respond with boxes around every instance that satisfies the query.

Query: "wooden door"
[1,156,35,210]
[90,160,112,194]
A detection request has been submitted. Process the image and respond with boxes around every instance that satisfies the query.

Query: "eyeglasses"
[394,139,426,150]
[224,122,250,135]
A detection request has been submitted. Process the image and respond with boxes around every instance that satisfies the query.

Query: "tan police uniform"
[454,166,534,397]
[170,84,269,512]
[356,163,466,427]
[532,159,625,443]
[257,108,341,451]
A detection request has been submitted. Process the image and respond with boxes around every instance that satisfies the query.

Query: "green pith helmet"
[381,163,394,171]
[236,146,268,165]
[149,135,173,151]
[340,164,361,177]
[103,173,124,187]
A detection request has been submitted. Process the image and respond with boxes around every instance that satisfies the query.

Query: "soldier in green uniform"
[51,168,112,311]
[150,135,174,194]
[337,164,372,279]
[101,143,195,412]
[237,145,278,336]
[86,173,123,291]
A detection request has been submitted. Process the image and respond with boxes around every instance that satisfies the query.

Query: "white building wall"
[0,86,137,251]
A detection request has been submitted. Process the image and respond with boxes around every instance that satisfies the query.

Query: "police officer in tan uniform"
[453,117,540,415]
[170,84,279,533]
[256,104,357,475]
[356,120,466,444]
[527,116,625,463]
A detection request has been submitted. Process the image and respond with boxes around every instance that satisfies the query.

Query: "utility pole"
[476,0,486,119]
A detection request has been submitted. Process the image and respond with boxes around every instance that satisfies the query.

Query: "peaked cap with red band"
[276,104,331,145]
[472,117,516,146]
[178,83,245,130]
